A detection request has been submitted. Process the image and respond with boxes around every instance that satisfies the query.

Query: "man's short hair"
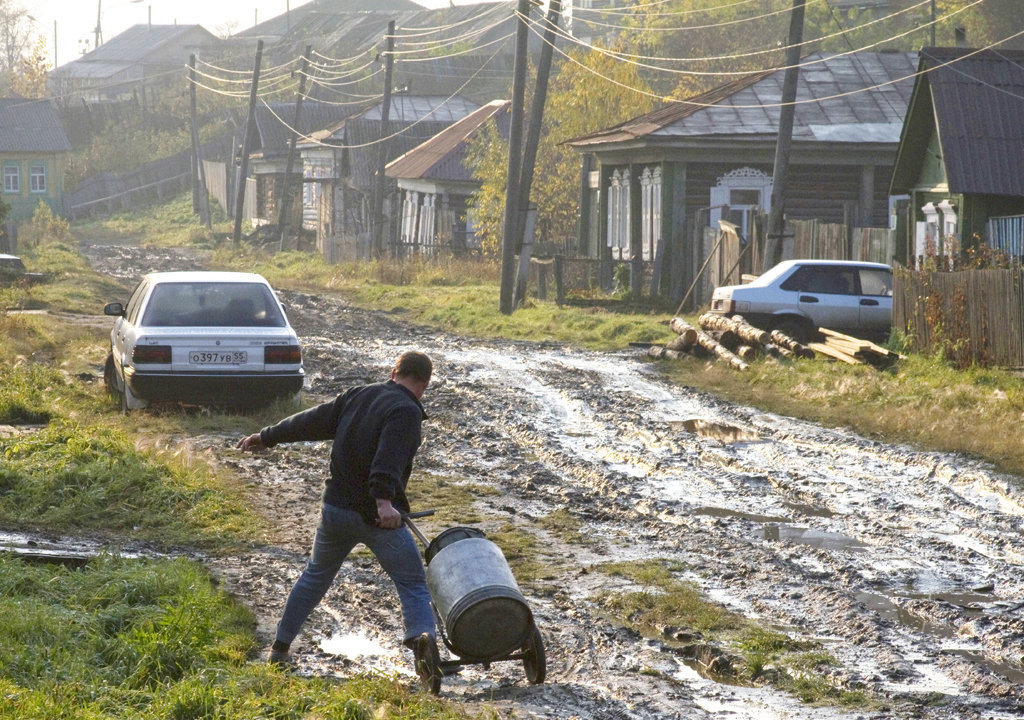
[393,350,432,382]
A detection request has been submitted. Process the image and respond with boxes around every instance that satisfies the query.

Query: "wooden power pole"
[763,0,805,269]
[278,45,311,250]
[188,55,211,228]
[499,0,531,314]
[233,39,264,245]
[512,0,561,307]
[372,21,395,259]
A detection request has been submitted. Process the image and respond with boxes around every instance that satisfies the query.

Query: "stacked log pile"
[647,313,893,370]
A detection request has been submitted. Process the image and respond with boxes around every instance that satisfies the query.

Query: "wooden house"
[566,51,917,306]
[889,47,1024,261]
[297,95,480,261]
[0,99,72,228]
[385,100,509,256]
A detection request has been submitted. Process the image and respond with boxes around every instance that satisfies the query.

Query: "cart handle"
[402,510,435,549]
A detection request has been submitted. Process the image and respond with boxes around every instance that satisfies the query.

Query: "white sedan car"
[103,271,304,410]
[709,259,893,344]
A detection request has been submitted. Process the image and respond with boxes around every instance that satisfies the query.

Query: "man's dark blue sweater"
[258,380,427,523]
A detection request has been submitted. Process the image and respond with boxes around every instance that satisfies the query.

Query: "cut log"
[666,333,695,352]
[708,329,740,351]
[736,344,759,361]
[769,329,815,359]
[669,317,699,349]
[694,328,749,371]
[699,312,771,346]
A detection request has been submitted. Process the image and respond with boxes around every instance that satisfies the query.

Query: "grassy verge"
[0,554,490,720]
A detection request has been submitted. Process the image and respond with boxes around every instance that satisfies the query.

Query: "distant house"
[889,47,1024,261]
[248,101,354,231]
[386,99,509,256]
[296,95,480,261]
[566,51,917,305]
[0,99,72,228]
[49,24,221,103]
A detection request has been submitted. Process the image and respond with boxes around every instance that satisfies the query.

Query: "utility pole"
[278,45,311,250]
[372,21,395,258]
[499,0,531,314]
[763,0,805,270]
[188,55,211,228]
[930,0,936,47]
[233,39,263,245]
[94,0,103,49]
[513,0,561,307]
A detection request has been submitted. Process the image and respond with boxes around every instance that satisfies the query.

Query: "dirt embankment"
[86,245,1024,720]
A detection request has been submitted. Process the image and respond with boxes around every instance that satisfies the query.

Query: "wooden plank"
[808,342,863,365]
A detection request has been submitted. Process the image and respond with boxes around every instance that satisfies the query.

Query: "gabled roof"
[253,101,353,158]
[568,51,917,149]
[52,24,221,79]
[386,99,509,182]
[891,46,1024,197]
[0,99,72,153]
[239,0,424,39]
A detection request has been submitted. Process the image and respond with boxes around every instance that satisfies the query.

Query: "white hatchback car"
[709,259,893,344]
[103,271,304,410]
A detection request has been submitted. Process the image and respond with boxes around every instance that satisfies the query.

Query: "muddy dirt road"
[87,245,1024,719]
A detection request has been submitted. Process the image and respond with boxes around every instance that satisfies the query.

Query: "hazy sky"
[30,0,460,68]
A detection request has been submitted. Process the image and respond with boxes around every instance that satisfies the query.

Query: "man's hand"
[376,498,402,529]
[236,433,266,452]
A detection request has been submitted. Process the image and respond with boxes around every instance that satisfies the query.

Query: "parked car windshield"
[142,282,286,327]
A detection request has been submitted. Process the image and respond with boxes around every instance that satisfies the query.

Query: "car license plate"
[189,350,247,365]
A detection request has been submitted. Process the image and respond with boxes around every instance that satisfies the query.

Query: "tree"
[10,34,49,98]
[0,0,31,89]
[467,45,654,256]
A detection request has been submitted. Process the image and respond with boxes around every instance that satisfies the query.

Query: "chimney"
[955,26,967,48]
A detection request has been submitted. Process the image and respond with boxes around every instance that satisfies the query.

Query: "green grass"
[0,554,492,720]
[0,420,258,550]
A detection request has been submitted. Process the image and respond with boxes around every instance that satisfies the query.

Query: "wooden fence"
[790,220,895,263]
[893,266,1024,368]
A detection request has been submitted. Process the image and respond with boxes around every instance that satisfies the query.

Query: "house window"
[29,164,46,193]
[640,166,661,262]
[3,164,19,193]
[607,169,630,260]
[709,167,772,238]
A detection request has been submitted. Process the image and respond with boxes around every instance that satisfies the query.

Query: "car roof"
[143,271,271,284]
[774,259,891,271]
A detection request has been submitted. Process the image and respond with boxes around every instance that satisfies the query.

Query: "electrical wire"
[391,2,512,37]
[524,0,984,78]
[572,0,831,33]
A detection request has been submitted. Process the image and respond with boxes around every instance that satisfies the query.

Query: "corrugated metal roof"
[568,51,917,148]
[0,99,72,153]
[918,47,1024,197]
[386,99,509,181]
[344,118,458,188]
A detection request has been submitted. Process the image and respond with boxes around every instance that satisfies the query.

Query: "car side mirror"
[104,302,125,317]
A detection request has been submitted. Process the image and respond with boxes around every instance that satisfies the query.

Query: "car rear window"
[142,282,287,327]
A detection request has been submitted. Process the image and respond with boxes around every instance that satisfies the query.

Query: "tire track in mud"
[81,246,1024,719]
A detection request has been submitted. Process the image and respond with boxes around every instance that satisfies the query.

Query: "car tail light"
[265,345,301,364]
[133,345,171,363]
[712,299,735,314]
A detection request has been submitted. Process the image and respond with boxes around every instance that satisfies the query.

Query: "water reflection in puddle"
[320,632,389,659]
[671,419,759,444]
[694,506,790,524]
[762,523,866,551]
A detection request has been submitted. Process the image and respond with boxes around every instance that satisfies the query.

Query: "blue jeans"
[275,503,436,646]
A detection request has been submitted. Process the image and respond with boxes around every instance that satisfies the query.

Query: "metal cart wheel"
[522,624,546,684]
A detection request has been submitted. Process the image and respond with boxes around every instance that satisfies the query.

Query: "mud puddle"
[68,244,1024,719]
